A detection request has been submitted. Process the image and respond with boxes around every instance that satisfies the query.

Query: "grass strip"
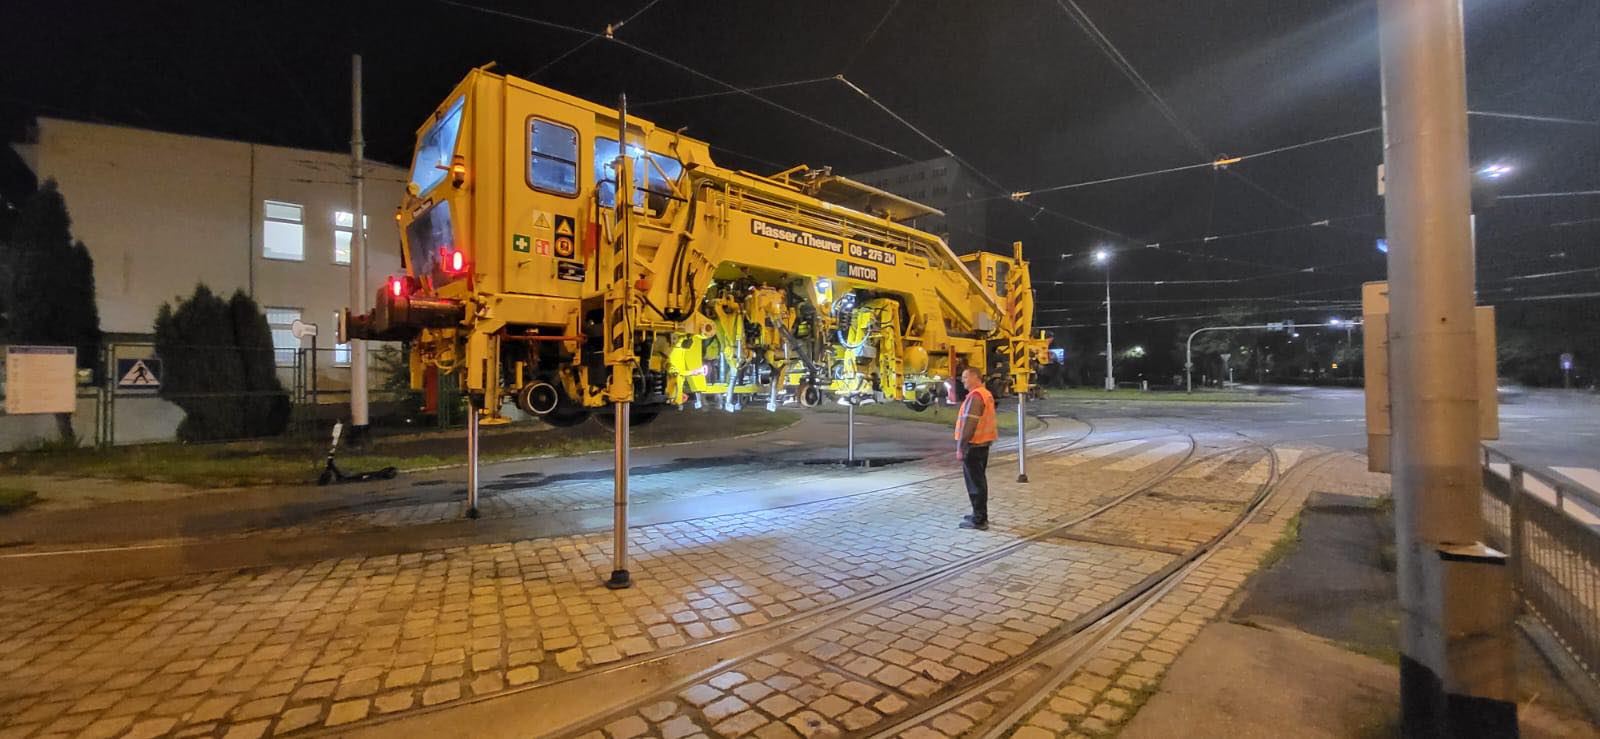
[1,410,799,487]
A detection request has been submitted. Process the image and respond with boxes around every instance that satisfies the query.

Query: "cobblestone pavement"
[998,447,1350,735]
[554,443,1305,739]
[0,428,1218,739]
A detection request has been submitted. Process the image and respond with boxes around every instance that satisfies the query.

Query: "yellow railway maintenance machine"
[345,67,1048,587]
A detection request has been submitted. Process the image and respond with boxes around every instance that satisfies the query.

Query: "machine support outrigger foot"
[1017,393,1029,483]
[606,400,633,589]
[464,398,480,519]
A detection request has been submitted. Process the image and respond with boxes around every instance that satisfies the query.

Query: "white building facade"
[4,118,412,448]
[12,117,407,349]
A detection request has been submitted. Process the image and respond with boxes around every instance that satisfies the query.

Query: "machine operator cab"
[391,67,711,308]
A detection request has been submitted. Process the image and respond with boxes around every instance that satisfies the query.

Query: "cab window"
[410,97,465,195]
[594,137,683,216]
[528,119,579,196]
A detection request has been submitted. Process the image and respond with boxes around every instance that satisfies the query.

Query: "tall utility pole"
[1379,0,1517,735]
[1097,249,1113,391]
[349,54,369,440]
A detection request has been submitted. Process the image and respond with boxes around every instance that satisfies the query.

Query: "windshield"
[406,201,457,287]
[594,137,684,217]
[409,97,465,195]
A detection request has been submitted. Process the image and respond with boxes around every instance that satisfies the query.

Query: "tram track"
[320,417,1194,738]
[875,446,1345,739]
[530,428,1259,739]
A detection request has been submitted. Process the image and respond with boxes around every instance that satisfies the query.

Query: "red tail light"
[438,247,469,276]
[390,276,406,298]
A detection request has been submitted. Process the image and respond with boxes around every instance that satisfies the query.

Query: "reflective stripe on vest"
[954,387,999,445]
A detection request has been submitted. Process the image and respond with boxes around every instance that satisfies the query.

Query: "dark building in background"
[850,156,992,255]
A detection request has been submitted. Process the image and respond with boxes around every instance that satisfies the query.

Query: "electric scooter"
[317,421,398,485]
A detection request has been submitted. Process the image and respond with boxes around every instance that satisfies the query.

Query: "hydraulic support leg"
[1017,394,1029,483]
[606,400,632,589]
[847,402,856,464]
[465,398,480,519]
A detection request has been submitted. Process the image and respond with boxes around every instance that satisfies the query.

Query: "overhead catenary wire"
[1047,0,1369,247]
[633,78,837,108]
[1052,0,1206,156]
[527,0,668,79]
[1469,110,1600,127]
[1498,190,1600,200]
[840,0,903,73]
[435,0,916,162]
[833,74,1139,242]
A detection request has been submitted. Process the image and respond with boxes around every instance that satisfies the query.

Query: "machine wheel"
[903,387,935,412]
[798,384,823,408]
[516,382,561,416]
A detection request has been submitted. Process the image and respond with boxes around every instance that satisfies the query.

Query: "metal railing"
[1481,447,1600,685]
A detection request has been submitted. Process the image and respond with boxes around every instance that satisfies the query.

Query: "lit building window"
[263,201,304,261]
[333,211,368,265]
[265,307,303,366]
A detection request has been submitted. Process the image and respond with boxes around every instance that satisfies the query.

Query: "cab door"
[502,84,594,299]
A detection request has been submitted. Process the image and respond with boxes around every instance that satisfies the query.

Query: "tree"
[228,291,291,437]
[156,285,245,441]
[154,286,292,441]
[1174,304,1252,386]
[0,180,101,441]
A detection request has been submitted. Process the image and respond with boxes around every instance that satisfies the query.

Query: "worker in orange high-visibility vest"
[954,367,998,529]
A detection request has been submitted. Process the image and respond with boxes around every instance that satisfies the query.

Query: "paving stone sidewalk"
[0,434,1215,739]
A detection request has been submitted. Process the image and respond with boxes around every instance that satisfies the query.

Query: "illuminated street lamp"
[1477,162,1513,179]
[1096,249,1113,391]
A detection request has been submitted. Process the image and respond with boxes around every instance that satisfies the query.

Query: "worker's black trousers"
[962,443,991,523]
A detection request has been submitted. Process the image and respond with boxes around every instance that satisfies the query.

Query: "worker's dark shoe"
[961,514,975,524]
[959,519,989,530]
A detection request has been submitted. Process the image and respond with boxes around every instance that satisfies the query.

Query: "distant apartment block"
[850,155,990,254]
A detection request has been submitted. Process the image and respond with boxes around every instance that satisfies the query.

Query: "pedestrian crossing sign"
[117,358,162,390]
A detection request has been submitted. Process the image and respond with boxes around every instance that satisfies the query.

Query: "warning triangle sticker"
[533,212,551,230]
[120,360,159,387]
[555,220,574,237]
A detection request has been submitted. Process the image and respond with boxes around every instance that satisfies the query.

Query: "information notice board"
[4,345,77,415]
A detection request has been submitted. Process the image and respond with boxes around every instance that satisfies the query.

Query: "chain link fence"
[2,342,453,450]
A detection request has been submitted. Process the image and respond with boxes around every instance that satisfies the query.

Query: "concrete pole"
[1379,0,1516,734]
[349,54,370,437]
[1103,264,1114,391]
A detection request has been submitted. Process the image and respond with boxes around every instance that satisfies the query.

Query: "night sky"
[3,0,1596,371]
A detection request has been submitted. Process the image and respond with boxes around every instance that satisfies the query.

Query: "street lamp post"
[1097,249,1113,391]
